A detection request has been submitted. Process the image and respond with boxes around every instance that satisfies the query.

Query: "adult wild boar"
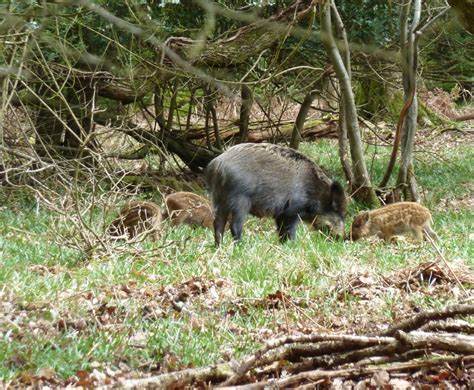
[205,143,347,246]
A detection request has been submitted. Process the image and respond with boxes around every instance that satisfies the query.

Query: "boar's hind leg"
[275,215,299,242]
[229,196,251,242]
[213,204,229,246]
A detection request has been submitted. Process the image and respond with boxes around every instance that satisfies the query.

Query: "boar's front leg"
[275,214,299,242]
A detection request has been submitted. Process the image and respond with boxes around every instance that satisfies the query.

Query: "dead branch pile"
[112,304,474,389]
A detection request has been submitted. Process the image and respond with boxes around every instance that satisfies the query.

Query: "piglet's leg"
[423,226,439,241]
[413,226,424,242]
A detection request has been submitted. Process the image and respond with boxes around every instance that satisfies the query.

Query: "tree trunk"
[179,118,337,144]
[330,2,353,189]
[320,0,378,205]
[338,96,354,189]
[290,92,316,150]
[154,86,166,130]
[166,83,178,132]
[210,103,222,150]
[204,87,222,149]
[168,0,315,67]
[204,103,212,149]
[130,126,219,172]
[185,89,196,131]
[396,0,421,202]
[239,84,253,143]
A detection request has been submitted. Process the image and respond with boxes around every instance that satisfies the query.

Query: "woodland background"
[0,0,473,388]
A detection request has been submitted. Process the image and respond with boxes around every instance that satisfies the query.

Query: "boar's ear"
[330,181,346,211]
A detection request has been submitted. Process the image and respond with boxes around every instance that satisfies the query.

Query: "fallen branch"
[380,304,474,336]
[221,333,394,386]
[108,304,474,389]
[117,363,233,389]
[395,330,474,354]
[421,319,474,334]
[453,112,474,122]
[222,355,474,389]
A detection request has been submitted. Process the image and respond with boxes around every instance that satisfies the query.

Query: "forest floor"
[0,127,473,388]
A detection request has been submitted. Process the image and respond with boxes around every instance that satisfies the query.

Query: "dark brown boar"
[162,192,213,229]
[350,202,438,242]
[107,201,162,241]
[205,143,347,246]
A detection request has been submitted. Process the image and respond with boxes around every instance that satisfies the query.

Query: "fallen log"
[453,112,474,122]
[177,118,338,144]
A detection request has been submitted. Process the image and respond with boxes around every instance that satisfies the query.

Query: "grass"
[0,135,473,383]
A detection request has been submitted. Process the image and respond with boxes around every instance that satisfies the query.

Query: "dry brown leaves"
[391,260,474,291]
[1,276,234,337]
[328,365,474,390]
[420,87,461,120]
[437,192,474,213]
[334,260,473,300]
[2,276,235,388]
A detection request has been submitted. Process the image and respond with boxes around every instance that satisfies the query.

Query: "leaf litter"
[3,259,473,388]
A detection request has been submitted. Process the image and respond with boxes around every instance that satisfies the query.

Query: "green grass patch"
[0,137,473,381]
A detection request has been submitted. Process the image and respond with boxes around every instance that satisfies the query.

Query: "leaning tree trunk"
[320,0,378,205]
[396,0,421,202]
[330,2,354,189]
[290,92,316,150]
[238,84,253,143]
[337,94,354,189]
[381,1,450,201]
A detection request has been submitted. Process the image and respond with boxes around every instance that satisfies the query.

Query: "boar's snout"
[318,213,345,239]
[331,219,345,239]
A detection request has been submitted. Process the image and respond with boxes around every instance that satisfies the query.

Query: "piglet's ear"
[360,211,370,222]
